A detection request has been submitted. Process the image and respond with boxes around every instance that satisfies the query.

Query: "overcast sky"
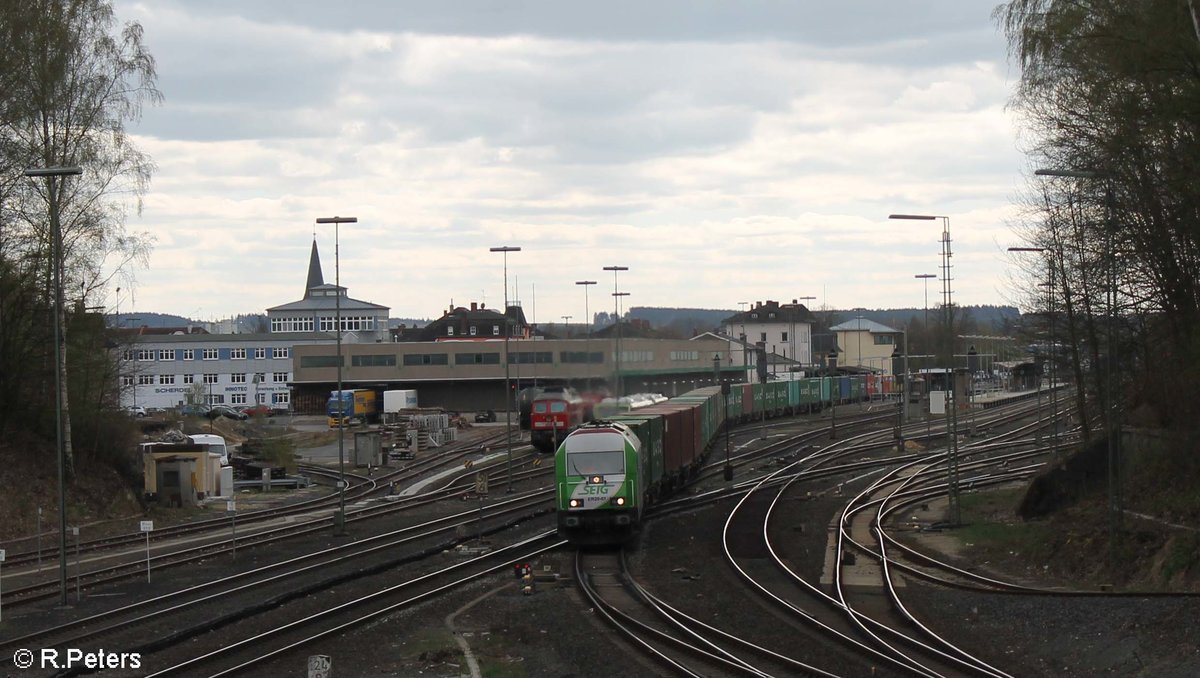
[110,0,1031,325]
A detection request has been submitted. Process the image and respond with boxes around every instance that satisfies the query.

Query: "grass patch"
[950,486,1064,563]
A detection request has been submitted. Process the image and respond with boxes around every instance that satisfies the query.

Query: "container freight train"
[555,375,882,545]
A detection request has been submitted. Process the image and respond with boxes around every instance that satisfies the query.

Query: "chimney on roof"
[792,298,797,304]
[471,302,477,311]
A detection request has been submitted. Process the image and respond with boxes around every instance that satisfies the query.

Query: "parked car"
[206,405,248,421]
[474,410,496,423]
[237,403,274,418]
[180,403,211,417]
[126,405,147,418]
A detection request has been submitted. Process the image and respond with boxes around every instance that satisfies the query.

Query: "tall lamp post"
[25,164,82,606]
[575,280,597,392]
[1035,166,1120,556]
[828,347,838,439]
[892,340,905,450]
[891,213,960,525]
[1038,277,1058,462]
[561,316,571,339]
[316,216,356,535]
[603,265,629,395]
[491,246,522,493]
[915,273,937,340]
[794,295,816,366]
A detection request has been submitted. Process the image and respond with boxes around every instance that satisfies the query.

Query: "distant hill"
[627,307,734,335]
[624,305,1021,335]
[113,312,194,328]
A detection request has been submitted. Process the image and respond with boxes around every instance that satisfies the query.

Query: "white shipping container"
[383,389,419,413]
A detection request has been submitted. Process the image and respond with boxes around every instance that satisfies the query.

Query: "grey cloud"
[138,1,1002,54]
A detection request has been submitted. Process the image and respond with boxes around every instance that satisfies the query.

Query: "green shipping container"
[611,415,665,489]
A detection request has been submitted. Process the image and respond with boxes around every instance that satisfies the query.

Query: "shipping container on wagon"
[637,404,686,481]
[771,381,787,412]
[881,375,894,395]
[724,384,743,421]
[866,374,877,398]
[680,386,725,448]
[838,375,851,402]
[740,383,754,416]
[808,377,824,408]
[797,378,812,408]
[787,379,800,409]
[610,414,666,495]
[820,376,832,404]
[648,402,702,468]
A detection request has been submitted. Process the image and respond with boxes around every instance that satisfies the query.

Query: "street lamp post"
[915,273,937,345]
[1039,277,1059,462]
[491,246,522,493]
[892,342,904,450]
[603,266,628,396]
[25,165,82,606]
[1035,167,1120,556]
[561,316,571,339]
[316,216,356,535]
[575,280,597,392]
[791,296,816,366]
[828,347,838,439]
[891,213,960,525]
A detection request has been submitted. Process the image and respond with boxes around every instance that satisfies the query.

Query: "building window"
[121,375,134,386]
[231,373,247,384]
[750,313,758,319]
[230,348,246,360]
[447,326,455,336]
[203,373,218,384]
[760,332,767,342]
[230,393,247,405]
[137,349,154,361]
[202,348,219,360]
[768,312,776,319]
[469,326,477,336]
[403,353,448,366]
[254,373,265,384]
[455,353,500,365]
[782,332,788,342]
[299,355,341,368]
[874,335,895,345]
[254,347,267,359]
[159,374,175,385]
[351,354,397,367]
[617,350,654,363]
[273,372,288,382]
[183,349,195,361]
[158,349,176,361]
[183,374,195,384]
[272,317,315,333]
[492,325,500,336]
[122,350,135,362]
[137,374,154,385]
[512,351,553,364]
[560,351,604,364]
[669,351,699,361]
[272,392,290,406]
[273,347,289,359]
